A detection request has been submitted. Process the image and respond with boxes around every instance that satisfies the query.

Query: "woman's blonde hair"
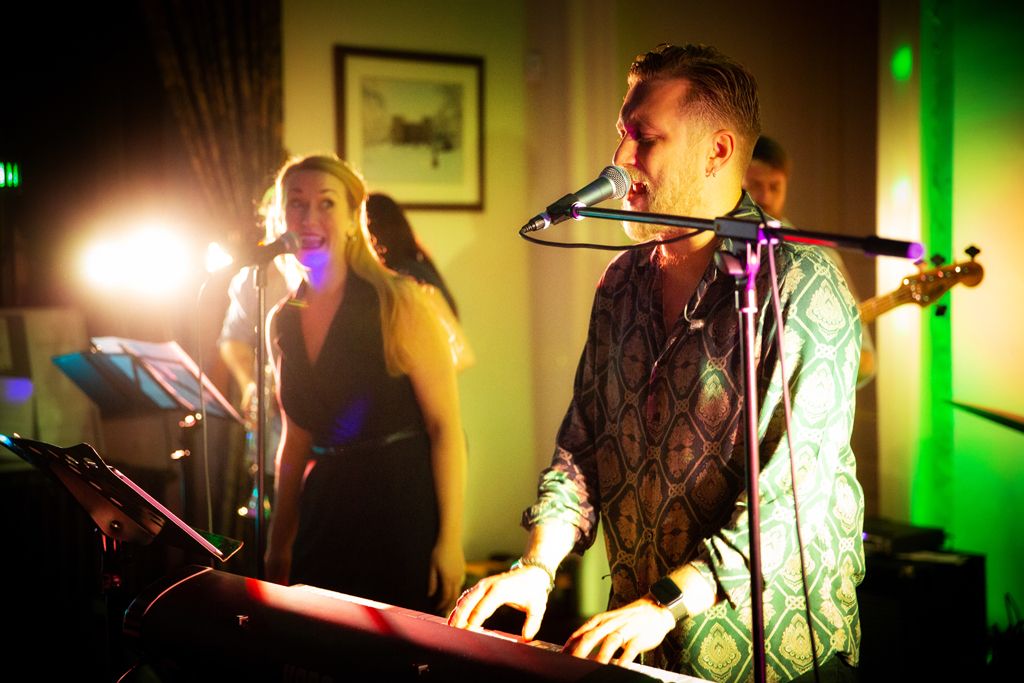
[268,153,470,376]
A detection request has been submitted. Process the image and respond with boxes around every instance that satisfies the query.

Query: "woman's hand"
[264,545,292,586]
[429,535,466,614]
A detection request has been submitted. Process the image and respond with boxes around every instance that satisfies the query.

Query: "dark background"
[1,7,237,680]
[1,4,216,327]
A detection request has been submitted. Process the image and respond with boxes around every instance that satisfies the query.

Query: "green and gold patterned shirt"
[524,194,865,682]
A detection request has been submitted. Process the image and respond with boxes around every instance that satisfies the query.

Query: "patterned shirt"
[523,194,865,681]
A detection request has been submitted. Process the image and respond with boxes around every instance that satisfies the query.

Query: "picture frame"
[335,46,485,210]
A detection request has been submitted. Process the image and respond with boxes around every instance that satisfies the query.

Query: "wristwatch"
[649,576,690,621]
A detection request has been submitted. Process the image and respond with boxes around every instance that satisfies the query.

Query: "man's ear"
[706,129,736,177]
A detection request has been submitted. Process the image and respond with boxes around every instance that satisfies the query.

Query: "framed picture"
[335,46,484,210]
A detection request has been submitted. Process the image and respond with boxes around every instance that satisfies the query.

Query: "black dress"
[275,271,439,613]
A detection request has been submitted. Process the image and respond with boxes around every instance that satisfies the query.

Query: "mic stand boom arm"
[572,206,924,260]
[572,204,922,683]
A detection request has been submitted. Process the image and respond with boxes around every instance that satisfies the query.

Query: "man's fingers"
[448,586,481,628]
[616,642,641,665]
[465,583,509,629]
[565,616,615,659]
[449,582,500,629]
[522,608,544,641]
[594,630,624,664]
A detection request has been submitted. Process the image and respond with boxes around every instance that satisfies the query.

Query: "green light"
[891,44,913,82]
[1,162,19,188]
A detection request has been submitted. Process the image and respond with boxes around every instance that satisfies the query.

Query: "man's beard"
[622,171,703,243]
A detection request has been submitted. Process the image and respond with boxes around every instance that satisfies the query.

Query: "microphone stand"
[572,204,921,683]
[254,263,270,580]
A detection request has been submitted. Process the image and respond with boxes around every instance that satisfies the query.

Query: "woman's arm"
[263,303,310,585]
[402,303,468,613]
[264,411,311,584]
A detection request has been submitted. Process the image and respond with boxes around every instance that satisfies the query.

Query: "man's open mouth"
[628,181,649,202]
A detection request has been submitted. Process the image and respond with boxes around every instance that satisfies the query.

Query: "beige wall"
[282,0,535,561]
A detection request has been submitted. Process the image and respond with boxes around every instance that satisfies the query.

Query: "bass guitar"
[858,247,983,324]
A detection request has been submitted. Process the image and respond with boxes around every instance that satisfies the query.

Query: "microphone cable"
[519,224,701,251]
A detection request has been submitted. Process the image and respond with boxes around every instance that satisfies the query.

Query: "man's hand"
[563,597,675,665]
[447,566,552,640]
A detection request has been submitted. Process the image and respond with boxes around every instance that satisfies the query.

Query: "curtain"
[141,0,285,544]
[141,0,285,247]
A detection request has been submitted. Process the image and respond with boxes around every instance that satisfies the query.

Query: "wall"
[947,1,1023,626]
[877,0,1024,623]
[282,0,535,561]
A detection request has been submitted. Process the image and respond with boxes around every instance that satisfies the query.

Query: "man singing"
[450,43,864,683]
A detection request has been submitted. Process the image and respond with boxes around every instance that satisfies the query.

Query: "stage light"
[205,242,235,273]
[0,160,20,189]
[891,44,913,83]
[81,225,194,295]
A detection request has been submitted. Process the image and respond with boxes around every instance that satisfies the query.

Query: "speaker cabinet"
[858,550,986,681]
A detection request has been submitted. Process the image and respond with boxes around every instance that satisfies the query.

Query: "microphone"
[521,165,631,233]
[235,232,300,267]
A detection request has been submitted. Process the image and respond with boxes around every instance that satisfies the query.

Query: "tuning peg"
[935,304,948,317]
[930,254,947,267]
[964,245,981,260]
[915,259,926,272]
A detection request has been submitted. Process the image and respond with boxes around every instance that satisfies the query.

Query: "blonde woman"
[263,154,470,614]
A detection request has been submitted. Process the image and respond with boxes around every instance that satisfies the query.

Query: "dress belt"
[310,428,424,458]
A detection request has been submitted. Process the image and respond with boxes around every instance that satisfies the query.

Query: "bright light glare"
[891,176,913,208]
[206,242,234,273]
[81,227,192,295]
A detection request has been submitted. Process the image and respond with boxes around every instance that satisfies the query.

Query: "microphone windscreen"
[600,165,631,200]
[277,231,300,254]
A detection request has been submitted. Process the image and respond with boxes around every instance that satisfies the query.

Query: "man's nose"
[612,137,635,169]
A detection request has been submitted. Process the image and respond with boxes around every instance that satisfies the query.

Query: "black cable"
[518,225,700,251]
[765,227,822,683]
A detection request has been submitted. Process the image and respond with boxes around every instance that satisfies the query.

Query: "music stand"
[52,336,245,530]
[52,336,244,423]
[0,434,241,560]
[0,433,242,680]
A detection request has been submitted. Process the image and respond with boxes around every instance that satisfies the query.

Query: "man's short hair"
[752,136,790,175]
[628,44,761,158]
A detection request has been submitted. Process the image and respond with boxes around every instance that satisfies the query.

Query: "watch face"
[651,577,682,605]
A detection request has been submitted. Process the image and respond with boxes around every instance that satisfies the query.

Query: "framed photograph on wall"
[335,46,484,210]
